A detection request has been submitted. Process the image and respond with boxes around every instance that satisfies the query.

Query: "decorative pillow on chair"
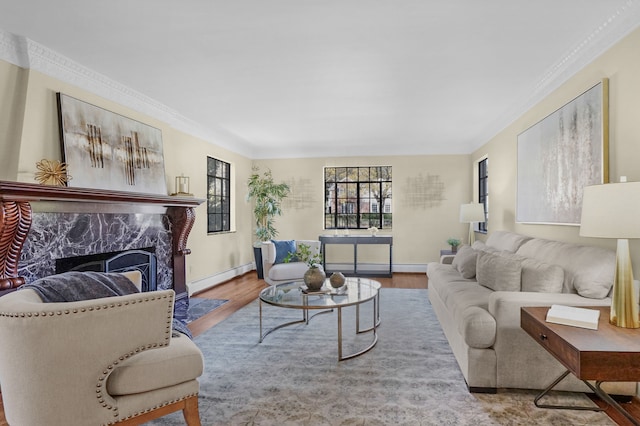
[272,240,297,264]
[451,245,478,279]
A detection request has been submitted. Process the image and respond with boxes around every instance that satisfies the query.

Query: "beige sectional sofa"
[427,230,635,395]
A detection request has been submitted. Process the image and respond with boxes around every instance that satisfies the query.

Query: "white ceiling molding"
[0,28,254,158]
[471,0,640,150]
[2,1,640,160]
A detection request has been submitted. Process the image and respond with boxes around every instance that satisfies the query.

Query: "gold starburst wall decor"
[34,159,72,186]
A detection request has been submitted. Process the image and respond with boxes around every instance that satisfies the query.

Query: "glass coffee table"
[259,277,380,361]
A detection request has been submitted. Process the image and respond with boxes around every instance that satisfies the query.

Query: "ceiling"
[1,1,640,159]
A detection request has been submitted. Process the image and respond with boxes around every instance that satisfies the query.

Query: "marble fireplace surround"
[0,181,204,310]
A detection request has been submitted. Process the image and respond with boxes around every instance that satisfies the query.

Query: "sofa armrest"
[488,291,611,327]
[0,289,175,423]
[440,254,455,264]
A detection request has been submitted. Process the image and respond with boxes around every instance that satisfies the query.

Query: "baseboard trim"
[187,263,255,296]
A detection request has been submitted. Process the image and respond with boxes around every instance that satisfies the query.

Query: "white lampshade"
[580,182,640,238]
[580,181,640,328]
[459,203,486,223]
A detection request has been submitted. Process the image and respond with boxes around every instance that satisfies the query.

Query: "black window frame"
[324,166,392,230]
[207,157,231,234]
[477,157,488,233]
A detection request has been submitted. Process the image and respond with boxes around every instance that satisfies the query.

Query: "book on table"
[545,305,600,330]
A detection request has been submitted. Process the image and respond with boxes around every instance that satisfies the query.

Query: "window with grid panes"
[477,157,488,233]
[207,157,230,233]
[324,166,392,229]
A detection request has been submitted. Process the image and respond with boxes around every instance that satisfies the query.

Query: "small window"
[477,157,488,233]
[207,157,231,233]
[324,166,392,229]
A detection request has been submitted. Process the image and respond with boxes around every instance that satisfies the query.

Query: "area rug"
[150,289,613,425]
[186,298,228,324]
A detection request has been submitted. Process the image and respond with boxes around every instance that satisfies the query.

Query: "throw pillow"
[272,240,296,264]
[451,245,478,279]
[472,240,499,254]
[476,251,522,292]
[520,258,564,293]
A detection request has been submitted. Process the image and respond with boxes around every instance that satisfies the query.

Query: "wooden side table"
[521,306,640,425]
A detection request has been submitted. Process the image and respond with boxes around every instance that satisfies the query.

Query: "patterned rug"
[151,289,613,425]
[186,298,228,323]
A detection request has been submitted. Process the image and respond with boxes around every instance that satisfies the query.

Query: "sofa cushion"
[272,240,296,264]
[485,231,532,253]
[520,258,564,293]
[426,263,475,285]
[451,245,478,279]
[516,238,614,298]
[476,251,522,292]
[472,240,499,254]
[107,333,203,396]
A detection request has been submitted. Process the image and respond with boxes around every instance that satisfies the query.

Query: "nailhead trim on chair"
[94,292,174,420]
[1,292,174,422]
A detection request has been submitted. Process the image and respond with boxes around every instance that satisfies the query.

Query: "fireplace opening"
[55,248,157,292]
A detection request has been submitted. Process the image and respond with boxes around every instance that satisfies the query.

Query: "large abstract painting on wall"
[57,93,167,195]
[516,79,608,225]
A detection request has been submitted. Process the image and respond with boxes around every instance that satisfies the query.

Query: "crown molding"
[0,28,253,158]
[472,0,640,150]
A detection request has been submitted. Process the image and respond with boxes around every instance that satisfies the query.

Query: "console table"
[521,306,640,425]
[319,235,392,278]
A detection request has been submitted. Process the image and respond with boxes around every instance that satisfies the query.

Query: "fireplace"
[0,181,203,318]
[56,248,157,292]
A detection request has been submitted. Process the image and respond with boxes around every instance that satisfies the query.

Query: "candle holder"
[171,174,193,196]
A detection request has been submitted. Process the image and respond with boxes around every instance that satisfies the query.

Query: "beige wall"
[472,26,640,271]
[0,61,28,180]
[1,63,254,286]
[255,154,472,268]
[3,24,640,284]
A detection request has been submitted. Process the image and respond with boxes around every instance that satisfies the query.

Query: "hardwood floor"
[1,272,637,425]
[187,272,428,337]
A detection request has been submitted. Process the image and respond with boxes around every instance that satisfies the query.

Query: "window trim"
[206,156,231,234]
[476,156,488,234]
[324,166,392,230]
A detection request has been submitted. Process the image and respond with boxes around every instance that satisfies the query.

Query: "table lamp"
[580,181,640,328]
[459,203,485,245]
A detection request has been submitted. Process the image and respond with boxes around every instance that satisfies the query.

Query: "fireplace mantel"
[0,180,204,299]
[0,180,203,207]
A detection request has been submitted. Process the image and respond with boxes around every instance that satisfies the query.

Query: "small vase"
[304,267,326,291]
[451,245,458,253]
[329,272,346,288]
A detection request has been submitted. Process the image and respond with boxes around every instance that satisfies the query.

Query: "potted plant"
[246,167,290,278]
[447,237,461,252]
[285,243,325,290]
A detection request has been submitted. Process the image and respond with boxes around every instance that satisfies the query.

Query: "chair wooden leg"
[182,395,201,426]
[114,395,201,425]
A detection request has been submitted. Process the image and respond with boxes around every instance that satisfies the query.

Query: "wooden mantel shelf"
[0,180,204,207]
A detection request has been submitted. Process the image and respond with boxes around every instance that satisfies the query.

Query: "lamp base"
[468,223,475,245]
[610,239,639,328]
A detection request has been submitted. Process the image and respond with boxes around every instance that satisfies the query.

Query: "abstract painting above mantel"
[516,79,609,225]
[57,93,167,195]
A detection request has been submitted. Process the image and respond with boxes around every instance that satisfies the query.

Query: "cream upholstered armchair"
[0,271,204,426]
[261,239,322,286]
